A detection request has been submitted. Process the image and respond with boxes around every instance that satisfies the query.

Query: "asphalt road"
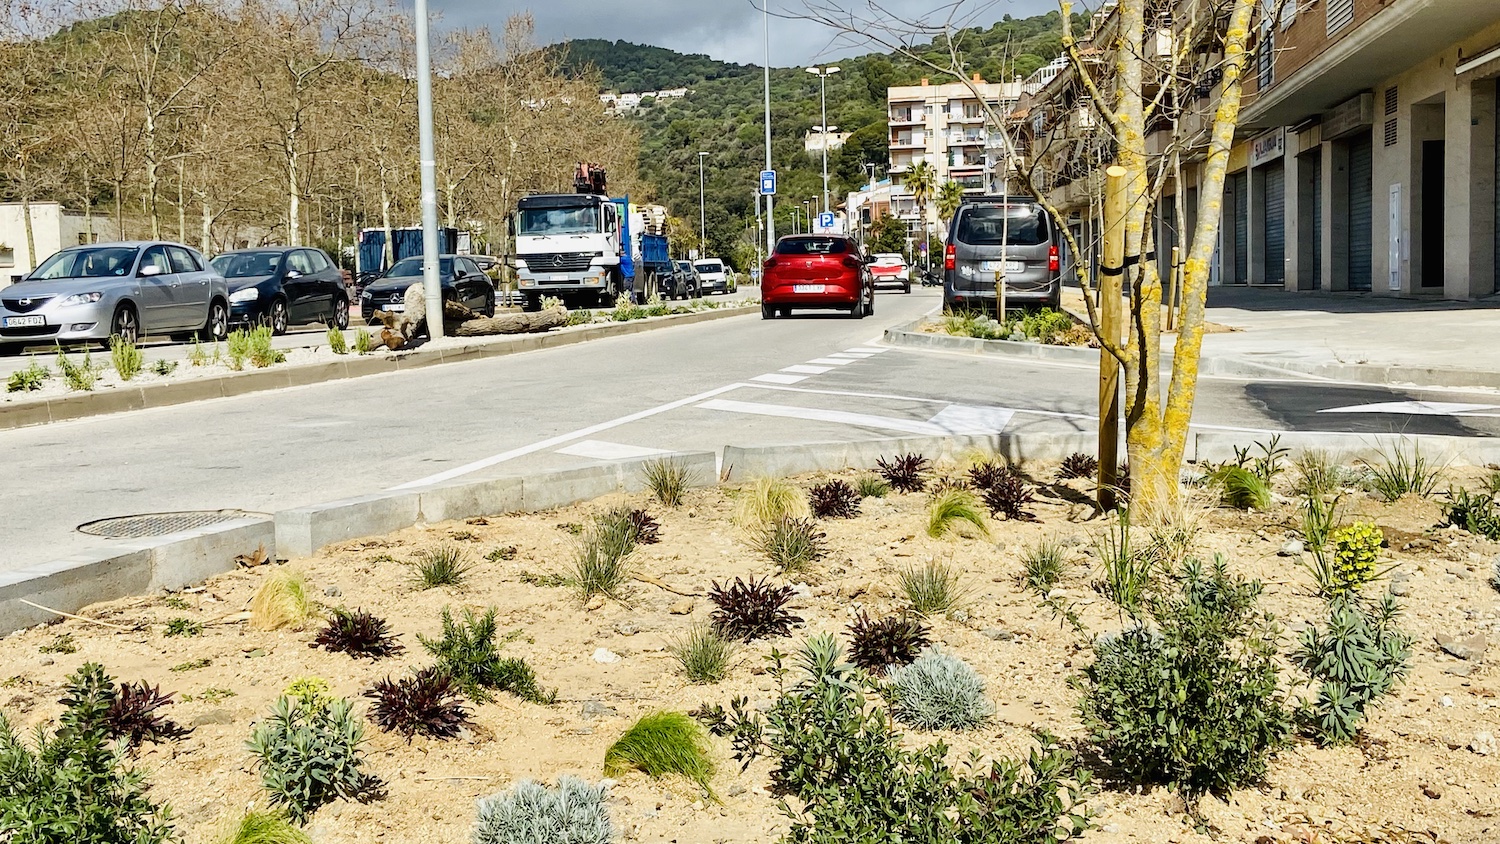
[5,286,1500,574]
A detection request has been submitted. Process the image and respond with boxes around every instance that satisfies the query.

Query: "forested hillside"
[558,12,1080,268]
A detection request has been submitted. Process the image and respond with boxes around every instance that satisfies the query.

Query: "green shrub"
[214,809,312,844]
[641,457,693,506]
[855,475,890,498]
[226,329,251,370]
[669,624,735,684]
[187,339,211,367]
[1208,465,1271,510]
[353,329,375,355]
[1077,557,1291,798]
[751,516,827,575]
[1293,591,1412,745]
[1291,450,1342,498]
[417,607,552,704]
[110,335,144,380]
[727,635,1090,843]
[1440,487,1500,540]
[1363,444,1440,501]
[246,695,379,823]
[282,677,333,714]
[411,544,474,589]
[326,328,348,355]
[56,346,98,391]
[0,664,175,843]
[472,777,612,844]
[6,360,48,392]
[1326,522,1383,596]
[1018,308,1074,344]
[164,617,202,637]
[941,309,1005,340]
[1019,539,1066,597]
[603,712,714,793]
[151,359,177,376]
[886,649,993,731]
[1091,512,1157,615]
[926,487,989,538]
[572,511,637,601]
[899,559,969,616]
[246,326,285,368]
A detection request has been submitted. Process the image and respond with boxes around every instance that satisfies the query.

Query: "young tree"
[935,179,966,224]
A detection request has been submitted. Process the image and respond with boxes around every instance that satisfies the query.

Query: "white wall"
[0,203,105,288]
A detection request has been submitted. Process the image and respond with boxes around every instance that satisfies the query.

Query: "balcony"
[889,135,924,149]
[888,111,926,126]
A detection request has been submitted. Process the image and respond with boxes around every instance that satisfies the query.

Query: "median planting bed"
[2,448,1497,843]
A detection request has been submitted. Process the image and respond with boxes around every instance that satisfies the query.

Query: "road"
[5,286,1500,574]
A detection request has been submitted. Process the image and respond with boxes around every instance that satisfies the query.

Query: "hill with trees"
[551,39,754,93]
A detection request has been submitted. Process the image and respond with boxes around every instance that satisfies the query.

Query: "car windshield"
[956,206,1048,246]
[30,246,138,280]
[386,257,453,278]
[518,205,600,236]
[694,261,722,274]
[777,237,849,256]
[211,251,282,278]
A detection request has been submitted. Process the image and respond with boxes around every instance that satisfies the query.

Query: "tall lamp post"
[413,0,443,338]
[762,1,774,256]
[805,65,840,214]
[697,151,709,258]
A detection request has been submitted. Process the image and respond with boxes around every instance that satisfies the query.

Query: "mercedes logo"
[552,254,564,268]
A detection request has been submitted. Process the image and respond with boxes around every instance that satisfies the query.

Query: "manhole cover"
[79,510,262,539]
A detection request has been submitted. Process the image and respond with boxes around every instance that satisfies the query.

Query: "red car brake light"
[944,243,956,271]
[1048,244,1060,273]
[842,255,861,270]
[764,257,777,270]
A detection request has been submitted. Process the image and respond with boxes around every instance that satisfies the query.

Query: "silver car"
[0,241,230,353]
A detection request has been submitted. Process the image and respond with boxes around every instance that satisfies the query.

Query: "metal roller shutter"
[1347,134,1373,291]
[1231,171,1249,284]
[1311,155,1323,290]
[1495,80,1499,294]
[1262,161,1285,284]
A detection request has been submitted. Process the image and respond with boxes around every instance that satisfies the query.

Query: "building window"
[0,247,12,268]
[1256,24,1275,89]
[1326,0,1354,35]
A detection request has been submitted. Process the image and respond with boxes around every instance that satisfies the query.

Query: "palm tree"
[936,180,966,224]
[903,160,937,270]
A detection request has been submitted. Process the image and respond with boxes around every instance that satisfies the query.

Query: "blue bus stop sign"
[759,170,777,196]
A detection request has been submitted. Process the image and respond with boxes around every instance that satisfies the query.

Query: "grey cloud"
[430,0,1060,66]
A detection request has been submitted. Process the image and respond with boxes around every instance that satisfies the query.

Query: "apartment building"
[886,76,1021,237]
[0,202,104,287]
[1233,0,1500,298]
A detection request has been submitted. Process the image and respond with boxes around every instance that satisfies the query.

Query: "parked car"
[360,255,496,325]
[760,235,874,319]
[694,258,733,295]
[673,260,700,299]
[0,241,229,353]
[469,255,501,280]
[869,252,912,293]
[943,198,1061,312]
[211,247,349,335]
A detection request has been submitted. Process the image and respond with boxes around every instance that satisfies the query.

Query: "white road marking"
[391,383,743,489]
[927,404,1017,434]
[699,398,949,435]
[826,352,876,359]
[751,373,810,385]
[846,347,889,354]
[1320,400,1500,416]
[806,357,857,366]
[556,440,671,461]
[782,365,834,374]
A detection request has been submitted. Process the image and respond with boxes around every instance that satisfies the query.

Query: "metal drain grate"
[79,510,261,539]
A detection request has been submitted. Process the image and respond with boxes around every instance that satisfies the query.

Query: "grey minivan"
[943,199,1061,312]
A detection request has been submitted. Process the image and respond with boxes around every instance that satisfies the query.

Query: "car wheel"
[761,303,775,320]
[777,306,790,318]
[330,297,350,330]
[903,282,912,294]
[0,344,22,357]
[864,290,875,317]
[482,294,496,317]
[199,299,228,342]
[110,304,140,346]
[267,298,289,336]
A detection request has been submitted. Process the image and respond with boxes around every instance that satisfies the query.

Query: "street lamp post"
[803,199,812,232]
[763,1,774,256]
[413,0,443,338]
[805,65,840,214]
[697,151,709,258]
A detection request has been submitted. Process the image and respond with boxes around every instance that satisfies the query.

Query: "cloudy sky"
[433,0,1062,66]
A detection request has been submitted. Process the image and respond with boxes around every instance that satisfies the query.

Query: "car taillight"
[764,257,777,270]
[1048,244,1060,273]
[842,255,861,270]
[944,243,956,271]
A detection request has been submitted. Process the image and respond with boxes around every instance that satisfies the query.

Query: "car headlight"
[229,287,259,303]
[58,292,103,307]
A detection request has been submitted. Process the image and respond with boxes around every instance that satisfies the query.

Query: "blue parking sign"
[759,170,777,196]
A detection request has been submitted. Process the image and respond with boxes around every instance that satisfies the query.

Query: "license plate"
[3,315,44,328]
[792,284,826,293]
[981,261,1026,274]
[549,275,570,282]
[384,303,406,313]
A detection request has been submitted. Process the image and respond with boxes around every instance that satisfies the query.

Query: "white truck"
[511,193,626,311]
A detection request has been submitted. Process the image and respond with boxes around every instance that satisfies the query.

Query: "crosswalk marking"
[751,373,809,385]
[806,357,858,366]
[782,365,834,375]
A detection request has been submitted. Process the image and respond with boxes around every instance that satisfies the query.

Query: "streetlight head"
[827,66,840,74]
[805,66,820,75]
[698,151,709,158]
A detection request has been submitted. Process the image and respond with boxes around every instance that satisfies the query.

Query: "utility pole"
[1098,165,1127,510]
[762,1,775,256]
[805,66,840,214]
[414,0,443,338]
[698,151,709,258]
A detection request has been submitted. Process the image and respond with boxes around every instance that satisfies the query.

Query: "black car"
[360,255,496,325]
[212,247,350,334]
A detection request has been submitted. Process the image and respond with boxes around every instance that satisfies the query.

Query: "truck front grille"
[524,253,594,273]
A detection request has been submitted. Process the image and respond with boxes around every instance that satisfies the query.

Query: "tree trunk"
[379,166,393,270]
[114,178,125,240]
[176,158,187,243]
[201,200,212,253]
[19,165,35,269]
[144,107,160,240]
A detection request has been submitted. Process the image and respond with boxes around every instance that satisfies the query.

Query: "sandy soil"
[3,463,1499,844]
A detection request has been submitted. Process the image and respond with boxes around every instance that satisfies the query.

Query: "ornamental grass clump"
[899,559,969,617]
[411,544,475,590]
[886,648,993,731]
[245,694,380,823]
[1363,444,1441,502]
[641,457,693,507]
[1208,465,1272,510]
[1078,557,1292,798]
[250,568,316,631]
[472,777,613,844]
[214,809,312,844]
[314,607,405,660]
[709,576,802,642]
[752,517,827,575]
[734,476,810,529]
[855,474,890,498]
[603,711,714,794]
[1019,539,1067,597]
[669,624,736,684]
[926,487,989,539]
[572,511,639,602]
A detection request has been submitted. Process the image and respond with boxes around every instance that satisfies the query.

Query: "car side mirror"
[285,270,302,280]
[139,264,162,277]
[862,256,877,265]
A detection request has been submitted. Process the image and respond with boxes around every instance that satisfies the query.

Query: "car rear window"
[777,237,850,256]
[694,261,723,274]
[955,206,1049,246]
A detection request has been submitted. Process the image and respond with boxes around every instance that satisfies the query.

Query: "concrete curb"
[0,305,756,432]
[883,319,1099,365]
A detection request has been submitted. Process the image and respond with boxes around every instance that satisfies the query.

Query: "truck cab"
[512,194,624,310]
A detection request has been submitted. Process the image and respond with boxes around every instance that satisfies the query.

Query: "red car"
[760,235,875,319]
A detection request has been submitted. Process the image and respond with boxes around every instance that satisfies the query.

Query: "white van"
[693,258,733,295]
